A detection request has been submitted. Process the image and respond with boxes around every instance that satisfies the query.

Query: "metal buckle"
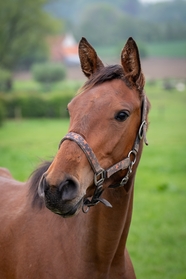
[94,169,105,187]
[138,120,146,140]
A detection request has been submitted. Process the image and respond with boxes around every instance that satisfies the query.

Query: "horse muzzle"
[38,174,84,217]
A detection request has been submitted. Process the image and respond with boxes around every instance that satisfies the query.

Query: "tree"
[0,0,60,72]
[75,3,123,46]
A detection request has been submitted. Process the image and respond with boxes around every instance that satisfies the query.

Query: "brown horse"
[0,37,150,279]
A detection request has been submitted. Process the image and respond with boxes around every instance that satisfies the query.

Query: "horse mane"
[29,161,52,209]
[78,65,132,94]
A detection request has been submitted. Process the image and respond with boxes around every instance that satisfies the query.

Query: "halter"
[59,95,148,213]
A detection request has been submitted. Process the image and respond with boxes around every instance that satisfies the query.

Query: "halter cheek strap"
[59,95,148,212]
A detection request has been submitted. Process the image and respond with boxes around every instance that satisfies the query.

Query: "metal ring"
[138,120,146,140]
[82,203,90,213]
[128,150,137,165]
[120,175,129,186]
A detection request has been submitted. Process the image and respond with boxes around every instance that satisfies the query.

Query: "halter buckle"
[94,169,105,187]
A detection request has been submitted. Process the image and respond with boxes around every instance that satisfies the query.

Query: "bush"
[0,101,6,126]
[0,92,73,119]
[0,68,12,91]
[31,62,67,90]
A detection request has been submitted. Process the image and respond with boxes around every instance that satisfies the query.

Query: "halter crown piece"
[59,95,148,213]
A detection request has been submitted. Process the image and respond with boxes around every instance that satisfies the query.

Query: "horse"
[0,37,150,279]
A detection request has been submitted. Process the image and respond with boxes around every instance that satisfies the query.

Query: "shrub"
[0,92,73,119]
[0,68,12,91]
[0,101,6,126]
[31,62,67,90]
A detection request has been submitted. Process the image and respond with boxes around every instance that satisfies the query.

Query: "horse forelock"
[29,161,52,209]
[78,65,132,94]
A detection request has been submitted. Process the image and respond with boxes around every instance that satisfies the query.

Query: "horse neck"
[76,138,144,269]
[79,174,135,271]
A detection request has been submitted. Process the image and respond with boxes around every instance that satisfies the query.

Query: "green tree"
[75,3,157,47]
[75,3,123,46]
[0,0,60,72]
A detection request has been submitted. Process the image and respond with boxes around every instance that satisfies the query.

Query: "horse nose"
[58,178,78,201]
[38,175,79,202]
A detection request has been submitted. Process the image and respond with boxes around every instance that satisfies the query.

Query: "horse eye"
[115,111,129,122]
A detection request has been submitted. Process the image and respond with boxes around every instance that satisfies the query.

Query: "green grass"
[0,119,70,180]
[146,40,186,58]
[0,82,186,278]
[128,82,186,278]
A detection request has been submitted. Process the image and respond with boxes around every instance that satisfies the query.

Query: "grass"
[0,119,69,180]
[0,81,186,278]
[128,81,186,278]
[146,40,186,58]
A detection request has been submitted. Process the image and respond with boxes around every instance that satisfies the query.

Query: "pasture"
[0,81,186,278]
[96,40,186,59]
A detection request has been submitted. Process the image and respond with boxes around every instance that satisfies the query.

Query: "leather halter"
[59,95,148,212]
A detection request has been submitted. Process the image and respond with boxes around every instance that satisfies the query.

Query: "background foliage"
[31,62,66,90]
[0,0,61,72]
[46,0,186,46]
[0,0,185,88]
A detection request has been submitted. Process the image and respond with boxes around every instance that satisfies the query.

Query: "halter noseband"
[59,95,148,213]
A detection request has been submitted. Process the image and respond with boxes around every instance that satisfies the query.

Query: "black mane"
[29,161,52,208]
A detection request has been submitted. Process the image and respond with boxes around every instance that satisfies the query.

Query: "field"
[96,40,186,59]
[0,81,186,278]
[146,40,186,58]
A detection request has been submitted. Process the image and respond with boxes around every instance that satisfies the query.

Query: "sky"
[140,0,172,3]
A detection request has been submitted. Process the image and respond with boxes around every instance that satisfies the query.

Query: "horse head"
[38,37,149,218]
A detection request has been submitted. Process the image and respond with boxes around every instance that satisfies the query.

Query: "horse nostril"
[58,178,78,201]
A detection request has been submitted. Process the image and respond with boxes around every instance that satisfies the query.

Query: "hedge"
[0,92,74,119]
[0,100,6,126]
[0,68,12,92]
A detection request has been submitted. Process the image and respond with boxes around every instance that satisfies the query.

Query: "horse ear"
[79,37,104,78]
[121,37,145,91]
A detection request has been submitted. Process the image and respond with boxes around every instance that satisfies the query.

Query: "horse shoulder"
[0,174,27,226]
[0,177,78,279]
